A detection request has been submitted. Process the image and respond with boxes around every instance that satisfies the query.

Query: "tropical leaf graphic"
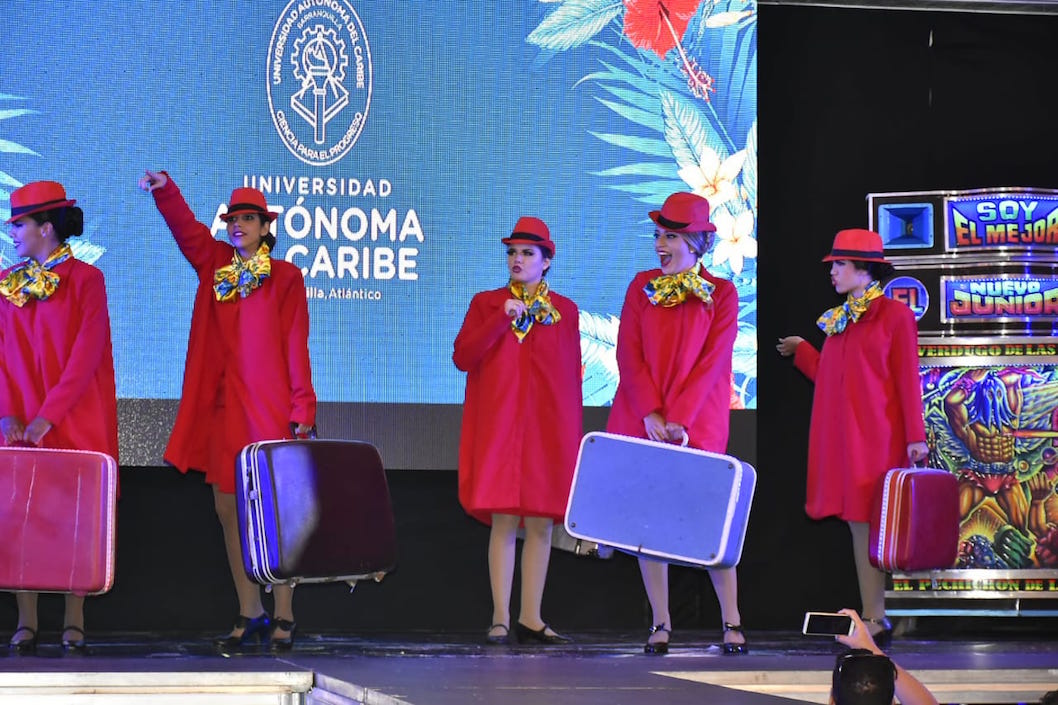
[0,91,106,268]
[70,237,105,265]
[662,90,719,169]
[589,132,671,160]
[0,138,39,156]
[0,94,38,267]
[579,310,620,406]
[686,2,757,146]
[528,0,623,51]
[705,10,755,28]
[530,0,758,407]
[741,119,757,209]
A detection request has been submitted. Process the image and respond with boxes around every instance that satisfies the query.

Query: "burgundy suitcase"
[869,467,959,571]
[0,447,118,595]
[237,438,397,586]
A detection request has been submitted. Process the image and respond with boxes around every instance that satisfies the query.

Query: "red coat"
[607,268,737,453]
[453,286,582,524]
[153,180,316,493]
[0,258,118,458]
[794,296,926,522]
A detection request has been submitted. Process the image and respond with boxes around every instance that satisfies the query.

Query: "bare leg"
[517,516,555,633]
[272,584,295,639]
[11,592,38,644]
[707,567,745,645]
[62,594,86,644]
[639,557,670,646]
[487,513,519,638]
[214,486,265,636]
[849,521,887,631]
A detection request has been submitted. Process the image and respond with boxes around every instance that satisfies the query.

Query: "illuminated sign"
[884,275,928,321]
[919,342,1057,357]
[891,576,1058,592]
[941,276,1058,322]
[947,194,1058,250]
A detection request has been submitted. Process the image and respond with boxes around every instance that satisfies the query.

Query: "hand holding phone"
[802,611,855,636]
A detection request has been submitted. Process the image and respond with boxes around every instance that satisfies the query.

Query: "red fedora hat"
[221,187,277,222]
[502,216,555,257]
[5,181,77,224]
[649,192,716,233]
[822,228,888,263]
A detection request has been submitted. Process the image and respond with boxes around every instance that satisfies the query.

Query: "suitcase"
[0,446,118,595]
[237,438,397,586]
[564,432,756,568]
[869,467,959,571]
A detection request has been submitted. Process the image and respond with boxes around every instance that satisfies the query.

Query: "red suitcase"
[0,447,118,595]
[869,467,958,571]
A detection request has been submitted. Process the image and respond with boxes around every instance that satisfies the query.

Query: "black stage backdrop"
[6,6,1058,637]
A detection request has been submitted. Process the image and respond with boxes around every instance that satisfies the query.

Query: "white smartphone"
[802,611,855,636]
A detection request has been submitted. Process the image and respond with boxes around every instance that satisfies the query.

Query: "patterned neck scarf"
[214,243,272,302]
[817,280,884,336]
[643,266,714,307]
[0,243,74,307]
[509,279,562,343]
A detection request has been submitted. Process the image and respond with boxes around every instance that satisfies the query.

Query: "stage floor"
[0,629,1055,705]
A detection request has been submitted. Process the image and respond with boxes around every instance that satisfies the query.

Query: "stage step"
[306,673,410,705]
[0,670,314,705]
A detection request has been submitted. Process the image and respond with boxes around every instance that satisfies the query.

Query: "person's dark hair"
[679,229,715,258]
[1040,689,1058,705]
[851,259,896,283]
[253,213,277,251]
[832,650,897,705]
[29,207,84,242]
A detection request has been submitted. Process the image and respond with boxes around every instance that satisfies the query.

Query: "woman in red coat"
[607,192,746,655]
[1,181,118,655]
[778,229,928,643]
[453,217,582,645]
[140,170,316,651]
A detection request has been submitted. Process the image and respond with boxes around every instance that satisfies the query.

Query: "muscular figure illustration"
[944,369,1028,529]
[942,368,1038,567]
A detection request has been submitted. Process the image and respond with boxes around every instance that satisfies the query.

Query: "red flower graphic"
[623,0,714,100]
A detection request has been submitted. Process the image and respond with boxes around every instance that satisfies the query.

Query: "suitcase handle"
[288,422,318,440]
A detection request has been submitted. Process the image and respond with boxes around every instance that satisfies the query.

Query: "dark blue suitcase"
[564,432,756,568]
[236,438,397,586]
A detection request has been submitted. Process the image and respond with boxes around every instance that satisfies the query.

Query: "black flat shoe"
[514,622,572,644]
[62,626,87,655]
[270,618,297,652]
[485,623,511,645]
[865,617,893,648]
[213,613,271,650]
[722,622,748,655]
[9,627,37,656]
[643,623,670,655]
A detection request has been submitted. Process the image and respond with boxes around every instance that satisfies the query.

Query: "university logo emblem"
[268,0,372,166]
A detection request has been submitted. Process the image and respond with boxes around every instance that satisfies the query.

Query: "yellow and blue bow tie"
[509,280,561,343]
[214,243,272,302]
[817,280,884,336]
[644,267,715,307]
[0,243,74,307]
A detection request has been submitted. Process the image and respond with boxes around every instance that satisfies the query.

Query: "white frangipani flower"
[711,209,757,275]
